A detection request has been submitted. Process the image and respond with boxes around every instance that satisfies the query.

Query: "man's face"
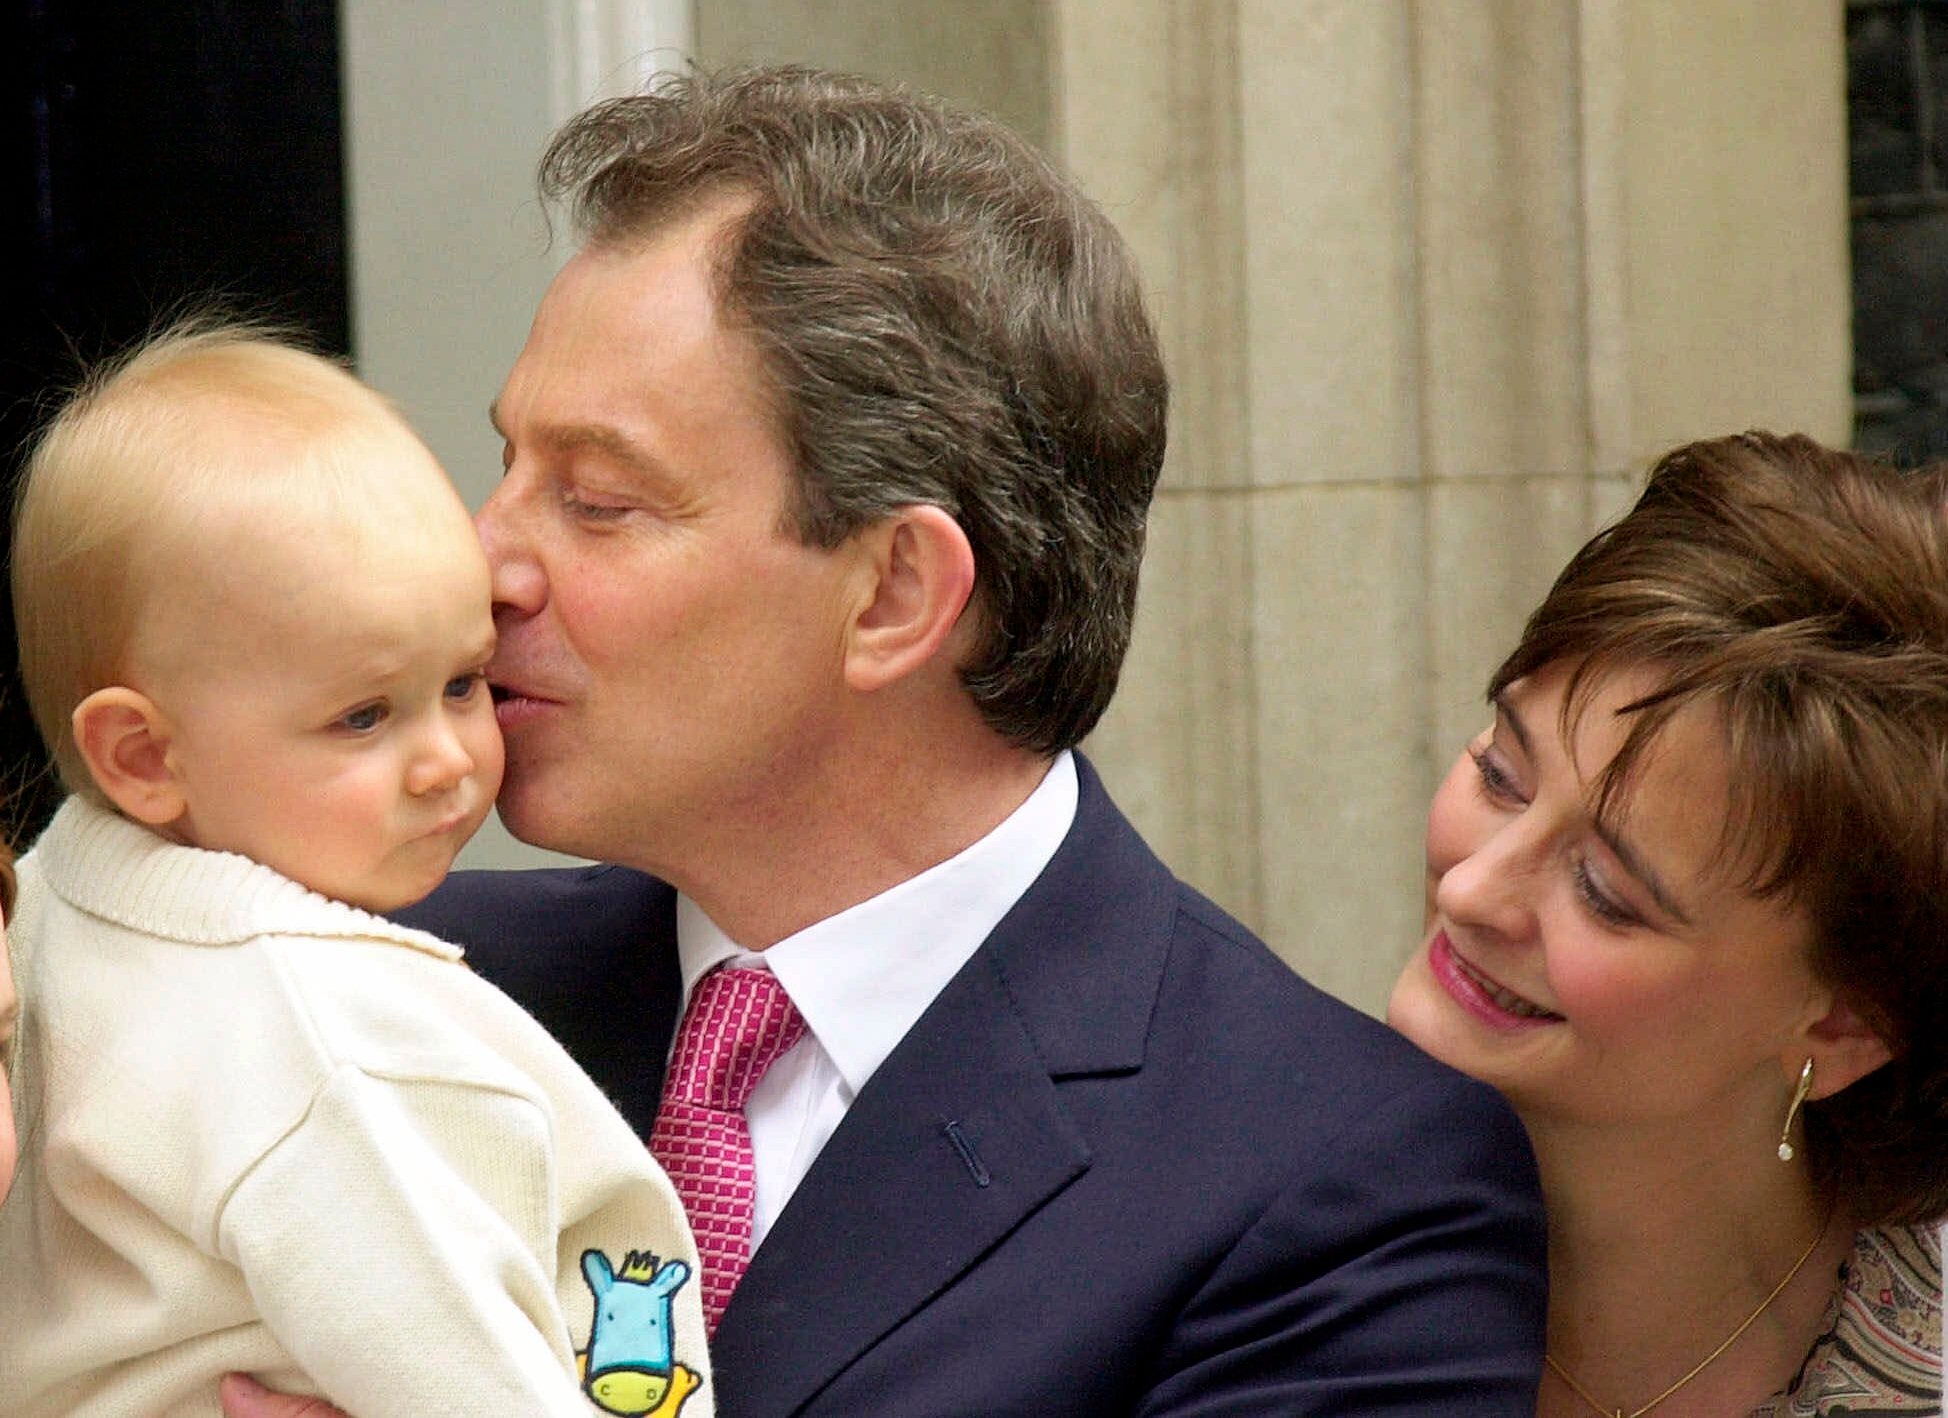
[481,205,862,881]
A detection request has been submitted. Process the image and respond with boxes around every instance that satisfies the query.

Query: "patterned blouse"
[1752,1224,1942,1416]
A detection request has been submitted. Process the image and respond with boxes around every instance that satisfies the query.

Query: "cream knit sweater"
[0,798,711,1418]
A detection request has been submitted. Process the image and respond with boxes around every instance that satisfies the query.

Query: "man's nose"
[476,476,545,615]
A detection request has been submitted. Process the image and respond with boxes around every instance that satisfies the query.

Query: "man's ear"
[72,687,188,827]
[1790,994,1894,1101]
[842,504,976,694]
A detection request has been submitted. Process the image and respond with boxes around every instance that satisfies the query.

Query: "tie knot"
[665,966,807,1114]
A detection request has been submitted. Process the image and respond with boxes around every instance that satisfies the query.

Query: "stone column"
[380,0,1848,1002]
[1064,0,1850,1012]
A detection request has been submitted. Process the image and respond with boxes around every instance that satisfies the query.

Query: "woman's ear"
[841,504,976,694]
[1791,995,1894,1101]
[72,687,188,827]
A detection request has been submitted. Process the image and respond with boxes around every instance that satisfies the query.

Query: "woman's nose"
[1432,821,1542,944]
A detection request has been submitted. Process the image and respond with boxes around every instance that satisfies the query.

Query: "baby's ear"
[72,687,187,827]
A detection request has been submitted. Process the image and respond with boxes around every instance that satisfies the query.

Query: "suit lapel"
[712,947,1091,1413]
[708,756,1177,1415]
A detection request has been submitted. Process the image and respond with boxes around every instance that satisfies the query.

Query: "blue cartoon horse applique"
[578,1250,703,1416]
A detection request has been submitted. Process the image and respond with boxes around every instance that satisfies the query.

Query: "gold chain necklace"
[1543,1215,1829,1418]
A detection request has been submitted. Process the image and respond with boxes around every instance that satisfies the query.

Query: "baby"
[0,323,710,1418]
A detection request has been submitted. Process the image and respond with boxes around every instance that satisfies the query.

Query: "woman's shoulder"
[1753,1223,1941,1417]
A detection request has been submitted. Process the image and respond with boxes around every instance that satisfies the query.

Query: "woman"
[1391,432,1945,1415]
[0,847,19,1209]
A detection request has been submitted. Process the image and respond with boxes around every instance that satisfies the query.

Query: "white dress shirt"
[672,750,1078,1250]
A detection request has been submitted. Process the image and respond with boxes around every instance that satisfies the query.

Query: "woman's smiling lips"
[1427,929,1565,1031]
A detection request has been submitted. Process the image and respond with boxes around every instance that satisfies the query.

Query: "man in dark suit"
[224,65,1544,1417]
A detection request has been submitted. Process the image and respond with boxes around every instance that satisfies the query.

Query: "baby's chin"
[332,847,472,916]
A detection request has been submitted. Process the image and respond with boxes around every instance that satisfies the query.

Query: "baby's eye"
[338,703,388,733]
[444,672,484,702]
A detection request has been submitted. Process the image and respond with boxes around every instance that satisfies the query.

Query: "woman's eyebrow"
[1592,816,1693,926]
[1491,691,1533,759]
[1499,687,1693,926]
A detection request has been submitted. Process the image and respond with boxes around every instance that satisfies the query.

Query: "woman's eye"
[1469,746,1525,805]
[1572,857,1637,927]
[339,704,387,733]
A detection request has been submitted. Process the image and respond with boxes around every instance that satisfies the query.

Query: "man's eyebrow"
[486,401,662,478]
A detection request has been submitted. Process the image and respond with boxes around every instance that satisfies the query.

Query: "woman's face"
[0,914,15,1207]
[1388,660,1829,1139]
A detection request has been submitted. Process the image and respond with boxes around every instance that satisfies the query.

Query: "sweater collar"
[27,796,462,960]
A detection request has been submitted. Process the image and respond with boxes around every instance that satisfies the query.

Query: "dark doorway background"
[1851,0,1948,458]
[0,1,349,843]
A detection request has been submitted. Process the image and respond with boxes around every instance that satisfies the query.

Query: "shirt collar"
[674,751,1078,1097]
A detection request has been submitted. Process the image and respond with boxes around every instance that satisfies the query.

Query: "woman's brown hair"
[1492,432,1948,1223]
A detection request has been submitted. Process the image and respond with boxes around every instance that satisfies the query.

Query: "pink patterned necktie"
[649,964,807,1334]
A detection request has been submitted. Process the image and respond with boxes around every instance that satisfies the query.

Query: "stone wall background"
[345,0,1855,1016]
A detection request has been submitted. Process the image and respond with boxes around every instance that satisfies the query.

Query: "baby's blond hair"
[12,317,469,795]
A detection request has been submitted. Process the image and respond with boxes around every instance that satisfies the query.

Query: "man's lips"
[490,680,561,730]
[488,677,561,707]
[1428,930,1564,1027]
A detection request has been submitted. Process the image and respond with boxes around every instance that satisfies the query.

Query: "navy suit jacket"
[403,758,1546,1415]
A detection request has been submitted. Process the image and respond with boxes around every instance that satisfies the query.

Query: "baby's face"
[151,511,505,913]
